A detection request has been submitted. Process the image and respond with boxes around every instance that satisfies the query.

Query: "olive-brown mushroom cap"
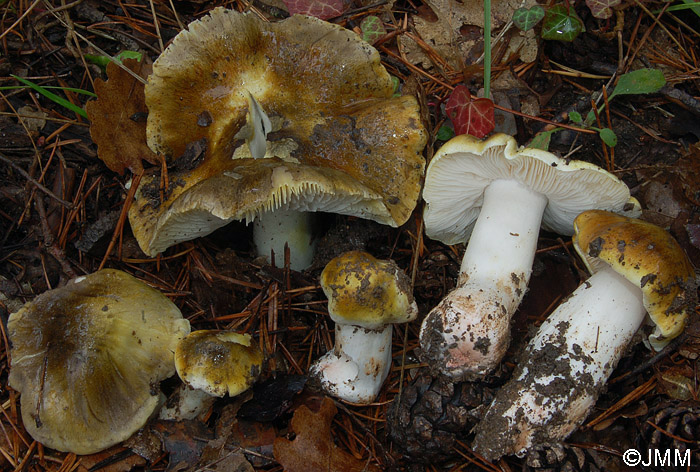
[129,8,426,257]
[174,330,263,397]
[320,251,418,329]
[573,210,697,344]
[8,269,191,455]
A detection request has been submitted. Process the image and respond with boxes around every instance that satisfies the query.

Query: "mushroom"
[419,134,640,380]
[8,269,191,455]
[472,210,697,460]
[160,330,263,420]
[309,251,418,404]
[128,8,426,270]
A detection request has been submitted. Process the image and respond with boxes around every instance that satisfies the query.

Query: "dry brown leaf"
[86,58,157,175]
[273,397,381,472]
[76,445,146,472]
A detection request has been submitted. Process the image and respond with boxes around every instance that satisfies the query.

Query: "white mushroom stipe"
[472,265,646,460]
[310,323,393,404]
[159,385,216,421]
[419,134,640,380]
[420,179,547,378]
[253,208,316,271]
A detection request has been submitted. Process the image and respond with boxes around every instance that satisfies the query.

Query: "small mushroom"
[160,330,263,420]
[310,251,418,404]
[419,134,640,380]
[472,210,697,460]
[128,8,426,270]
[8,269,191,455]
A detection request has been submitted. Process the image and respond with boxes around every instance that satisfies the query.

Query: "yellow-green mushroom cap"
[320,251,418,329]
[573,210,697,348]
[129,8,426,257]
[8,269,191,455]
[174,330,263,397]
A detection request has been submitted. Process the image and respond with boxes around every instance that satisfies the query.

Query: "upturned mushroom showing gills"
[419,134,640,380]
[128,8,427,271]
[8,269,191,455]
[310,251,418,404]
[472,210,697,460]
[160,330,263,421]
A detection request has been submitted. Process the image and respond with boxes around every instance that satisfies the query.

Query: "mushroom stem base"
[253,209,316,270]
[473,265,647,460]
[310,323,393,404]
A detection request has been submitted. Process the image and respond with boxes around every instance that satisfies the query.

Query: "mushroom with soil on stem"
[8,269,191,455]
[309,251,418,404]
[127,8,426,271]
[472,210,697,460]
[159,330,263,421]
[418,133,641,380]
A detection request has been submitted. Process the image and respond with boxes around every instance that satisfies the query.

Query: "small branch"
[0,153,74,209]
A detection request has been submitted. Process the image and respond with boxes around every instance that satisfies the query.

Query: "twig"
[0,153,74,209]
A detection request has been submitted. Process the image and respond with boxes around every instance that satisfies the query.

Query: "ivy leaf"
[282,0,348,19]
[436,124,455,141]
[541,4,585,42]
[360,15,386,44]
[512,6,545,31]
[585,0,621,19]
[445,85,495,139]
[598,127,618,147]
[608,69,666,101]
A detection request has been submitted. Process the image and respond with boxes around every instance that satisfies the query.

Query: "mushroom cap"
[174,330,263,397]
[422,133,641,245]
[8,269,191,455]
[573,210,697,346]
[320,251,418,329]
[129,8,426,257]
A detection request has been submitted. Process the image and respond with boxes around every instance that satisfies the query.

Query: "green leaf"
[390,76,400,97]
[0,85,96,97]
[541,4,585,42]
[360,15,386,44]
[608,69,666,101]
[529,128,561,150]
[598,127,617,147]
[85,51,143,70]
[512,6,545,31]
[569,110,583,123]
[436,125,455,141]
[11,75,87,119]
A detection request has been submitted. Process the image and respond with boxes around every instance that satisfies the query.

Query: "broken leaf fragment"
[86,58,156,175]
[273,397,381,472]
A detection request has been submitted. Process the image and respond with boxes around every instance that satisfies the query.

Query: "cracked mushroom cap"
[422,133,641,245]
[128,8,426,257]
[573,210,697,348]
[320,251,418,329]
[174,330,263,397]
[8,269,191,455]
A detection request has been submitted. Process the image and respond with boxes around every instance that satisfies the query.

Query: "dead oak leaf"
[273,397,381,472]
[86,58,157,175]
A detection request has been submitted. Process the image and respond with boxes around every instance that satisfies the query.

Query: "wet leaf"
[282,0,348,19]
[608,69,666,101]
[360,15,386,44]
[85,58,157,175]
[153,420,214,471]
[512,6,545,31]
[76,446,146,472]
[586,0,621,19]
[445,85,495,139]
[273,397,381,472]
[541,4,585,42]
[436,124,455,141]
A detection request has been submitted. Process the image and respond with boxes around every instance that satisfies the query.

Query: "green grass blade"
[10,75,88,119]
[0,85,96,97]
